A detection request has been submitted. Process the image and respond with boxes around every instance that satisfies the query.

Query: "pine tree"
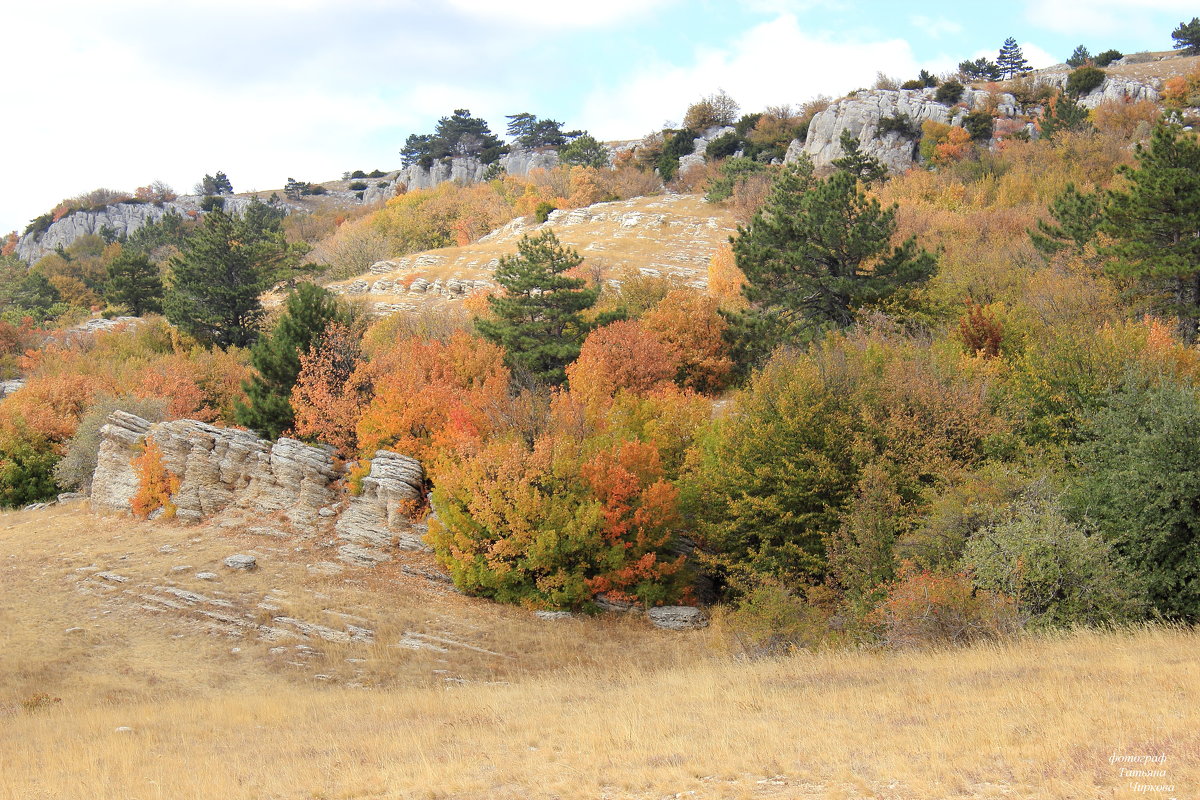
[1173,17,1200,55]
[959,57,1001,82]
[1066,45,1091,68]
[1030,184,1102,257]
[234,283,348,439]
[1039,92,1092,139]
[1101,122,1200,342]
[831,131,888,185]
[103,250,163,315]
[997,37,1032,80]
[728,156,936,362]
[164,200,294,348]
[475,229,599,386]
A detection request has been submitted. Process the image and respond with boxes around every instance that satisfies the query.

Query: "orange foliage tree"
[291,322,369,454]
[130,438,180,519]
[640,289,734,392]
[565,320,678,408]
[355,331,510,465]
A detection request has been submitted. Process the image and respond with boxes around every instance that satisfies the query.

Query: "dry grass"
[2,504,1198,799]
[324,193,737,314]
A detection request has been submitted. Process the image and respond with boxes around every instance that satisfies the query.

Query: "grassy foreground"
[1,505,1197,799]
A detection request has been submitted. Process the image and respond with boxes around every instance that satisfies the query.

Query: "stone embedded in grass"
[196,572,218,581]
[647,606,708,630]
[223,554,257,571]
[535,611,573,621]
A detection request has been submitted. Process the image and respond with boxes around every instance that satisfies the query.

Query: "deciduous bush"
[962,497,1136,627]
[869,561,1021,647]
[54,395,167,492]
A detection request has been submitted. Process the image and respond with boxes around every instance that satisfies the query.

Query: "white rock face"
[361,148,563,205]
[1034,69,1160,109]
[793,89,969,174]
[16,195,283,263]
[647,606,708,630]
[335,450,427,556]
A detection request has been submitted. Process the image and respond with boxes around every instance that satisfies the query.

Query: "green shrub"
[349,170,367,179]
[704,156,768,202]
[0,436,59,508]
[963,111,995,141]
[347,181,368,191]
[1066,66,1106,97]
[705,131,740,160]
[901,79,924,90]
[1095,49,1123,67]
[962,496,1137,628]
[1066,376,1200,621]
[935,80,965,104]
[877,113,920,139]
[533,201,556,224]
[715,584,833,657]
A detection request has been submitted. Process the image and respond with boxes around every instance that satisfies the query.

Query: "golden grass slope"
[2,502,1199,799]
[328,193,738,314]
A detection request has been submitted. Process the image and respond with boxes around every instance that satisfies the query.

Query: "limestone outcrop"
[360,147,563,204]
[790,71,1160,175]
[16,195,281,263]
[90,412,427,554]
[789,88,982,174]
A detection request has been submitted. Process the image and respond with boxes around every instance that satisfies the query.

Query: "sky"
[0,0,1194,235]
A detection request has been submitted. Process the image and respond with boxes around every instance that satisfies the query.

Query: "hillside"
[2,501,1198,799]
[328,193,738,314]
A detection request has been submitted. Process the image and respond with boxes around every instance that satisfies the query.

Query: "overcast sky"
[0,0,1194,235]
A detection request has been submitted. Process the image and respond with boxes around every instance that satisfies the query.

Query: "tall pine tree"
[104,251,163,315]
[234,283,348,439]
[164,200,298,348]
[832,131,888,185]
[997,37,1031,80]
[1030,184,1103,256]
[728,156,936,364]
[1101,121,1200,342]
[476,230,598,386]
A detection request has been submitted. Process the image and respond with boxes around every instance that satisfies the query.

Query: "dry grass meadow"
[2,502,1198,799]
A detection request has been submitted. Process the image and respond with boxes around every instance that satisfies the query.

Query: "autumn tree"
[566,320,678,407]
[476,230,599,386]
[235,283,348,439]
[291,321,367,454]
[1101,121,1200,342]
[640,289,733,392]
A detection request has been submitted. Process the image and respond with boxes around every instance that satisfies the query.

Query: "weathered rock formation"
[790,72,1160,174]
[361,147,564,204]
[789,88,1004,174]
[16,195,281,263]
[90,412,426,560]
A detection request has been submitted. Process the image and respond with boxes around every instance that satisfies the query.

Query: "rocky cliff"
[91,411,426,563]
[790,72,1160,174]
[360,148,563,204]
[15,194,277,264]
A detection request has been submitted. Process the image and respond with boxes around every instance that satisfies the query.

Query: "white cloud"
[445,0,679,28]
[577,14,935,139]
[910,15,964,39]
[1024,0,1196,38]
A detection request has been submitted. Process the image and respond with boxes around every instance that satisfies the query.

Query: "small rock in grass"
[196,572,218,581]
[223,554,257,571]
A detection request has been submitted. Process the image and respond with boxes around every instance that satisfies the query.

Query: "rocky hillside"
[329,193,737,314]
[788,55,1190,174]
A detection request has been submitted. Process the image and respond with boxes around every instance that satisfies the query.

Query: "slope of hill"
[2,504,1197,799]
[328,193,738,314]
